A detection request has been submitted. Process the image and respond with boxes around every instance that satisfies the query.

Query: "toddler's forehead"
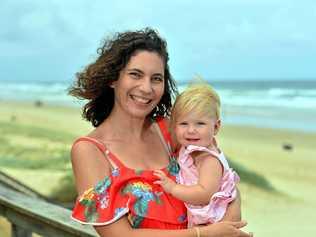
[177,110,216,121]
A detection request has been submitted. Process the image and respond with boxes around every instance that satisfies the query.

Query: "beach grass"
[0,100,315,236]
[218,124,316,236]
[0,101,89,200]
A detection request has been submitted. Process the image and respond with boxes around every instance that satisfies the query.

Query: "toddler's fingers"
[153,171,160,177]
[153,170,166,178]
[154,170,165,176]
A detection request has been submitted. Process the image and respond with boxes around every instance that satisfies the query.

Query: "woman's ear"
[109,81,116,88]
[214,119,221,135]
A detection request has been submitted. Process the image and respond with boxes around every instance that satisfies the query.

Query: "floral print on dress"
[78,176,112,222]
[121,181,159,228]
[111,168,120,177]
[167,155,180,177]
[135,169,144,176]
[178,213,187,223]
[114,207,127,218]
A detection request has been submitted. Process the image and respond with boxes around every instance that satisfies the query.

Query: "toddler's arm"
[221,189,241,221]
[154,154,222,205]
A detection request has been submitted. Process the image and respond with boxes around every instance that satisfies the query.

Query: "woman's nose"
[139,78,153,93]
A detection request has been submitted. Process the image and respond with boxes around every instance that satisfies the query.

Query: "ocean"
[1,80,316,133]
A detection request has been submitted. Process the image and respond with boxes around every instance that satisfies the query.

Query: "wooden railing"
[0,182,98,237]
[0,170,48,200]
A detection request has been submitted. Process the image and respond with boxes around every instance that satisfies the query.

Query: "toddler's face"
[175,112,220,148]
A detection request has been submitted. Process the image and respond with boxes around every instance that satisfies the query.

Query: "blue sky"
[1,0,316,83]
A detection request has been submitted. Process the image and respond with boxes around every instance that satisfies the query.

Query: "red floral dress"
[71,117,187,229]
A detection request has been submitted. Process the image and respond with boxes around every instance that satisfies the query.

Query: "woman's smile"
[129,94,153,105]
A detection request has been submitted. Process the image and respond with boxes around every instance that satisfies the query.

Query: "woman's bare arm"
[95,217,197,237]
[95,216,250,237]
[71,141,112,195]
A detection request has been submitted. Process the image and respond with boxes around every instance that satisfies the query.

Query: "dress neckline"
[105,149,170,173]
[105,120,173,172]
[80,118,174,173]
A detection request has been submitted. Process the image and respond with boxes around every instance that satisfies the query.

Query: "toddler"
[154,82,240,227]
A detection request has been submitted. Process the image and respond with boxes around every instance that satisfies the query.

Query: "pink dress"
[178,145,240,227]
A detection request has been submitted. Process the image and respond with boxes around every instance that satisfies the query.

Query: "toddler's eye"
[197,122,206,125]
[179,122,188,126]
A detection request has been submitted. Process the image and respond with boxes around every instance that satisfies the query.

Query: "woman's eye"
[152,76,163,83]
[130,72,141,79]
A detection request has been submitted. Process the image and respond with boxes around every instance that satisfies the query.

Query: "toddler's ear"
[214,119,221,135]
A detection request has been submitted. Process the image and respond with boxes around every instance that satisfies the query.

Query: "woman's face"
[111,50,165,119]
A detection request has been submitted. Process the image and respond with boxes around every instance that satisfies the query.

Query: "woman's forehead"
[127,51,164,69]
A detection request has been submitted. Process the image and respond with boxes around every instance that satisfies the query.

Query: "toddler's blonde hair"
[170,79,221,129]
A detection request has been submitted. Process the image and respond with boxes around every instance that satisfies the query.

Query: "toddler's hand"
[153,170,176,194]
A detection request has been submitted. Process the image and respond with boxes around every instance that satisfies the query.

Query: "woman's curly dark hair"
[68,28,178,127]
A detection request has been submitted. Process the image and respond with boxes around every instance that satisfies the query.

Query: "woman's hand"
[153,170,176,194]
[200,221,253,237]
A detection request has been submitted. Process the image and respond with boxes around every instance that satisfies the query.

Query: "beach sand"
[219,125,316,236]
[0,100,315,236]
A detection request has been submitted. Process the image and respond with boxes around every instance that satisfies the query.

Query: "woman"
[69,28,252,237]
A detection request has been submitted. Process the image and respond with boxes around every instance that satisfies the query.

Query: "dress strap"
[73,136,120,169]
[156,117,175,156]
[74,137,106,152]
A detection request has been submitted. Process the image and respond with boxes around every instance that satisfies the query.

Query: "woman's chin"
[125,109,153,120]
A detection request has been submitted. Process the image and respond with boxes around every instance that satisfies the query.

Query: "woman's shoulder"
[71,136,112,195]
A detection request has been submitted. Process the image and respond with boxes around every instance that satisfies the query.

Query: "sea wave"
[1,80,316,132]
[2,81,316,109]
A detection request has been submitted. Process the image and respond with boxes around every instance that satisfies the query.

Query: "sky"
[1,0,316,83]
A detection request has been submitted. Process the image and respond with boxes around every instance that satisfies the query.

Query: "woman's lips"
[130,95,152,104]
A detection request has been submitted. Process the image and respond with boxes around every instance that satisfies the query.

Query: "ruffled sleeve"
[71,169,129,226]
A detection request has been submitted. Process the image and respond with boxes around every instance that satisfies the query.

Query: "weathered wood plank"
[0,170,47,200]
[0,184,98,237]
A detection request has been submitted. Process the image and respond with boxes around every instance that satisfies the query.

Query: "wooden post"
[11,223,32,237]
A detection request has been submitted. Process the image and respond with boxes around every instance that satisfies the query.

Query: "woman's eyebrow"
[126,68,164,77]
[126,68,143,73]
[152,72,164,77]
